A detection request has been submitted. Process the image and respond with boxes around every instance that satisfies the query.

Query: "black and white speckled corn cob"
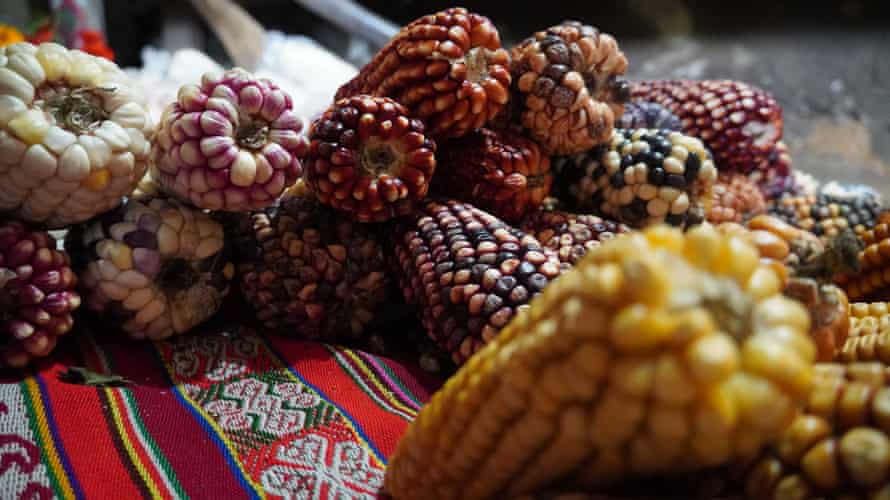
[392,199,563,365]
[769,182,883,241]
[555,128,718,228]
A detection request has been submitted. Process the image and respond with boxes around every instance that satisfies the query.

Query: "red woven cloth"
[0,324,441,499]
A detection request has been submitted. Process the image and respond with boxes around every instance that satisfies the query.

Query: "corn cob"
[554,128,717,228]
[706,172,767,224]
[433,128,552,222]
[740,363,890,498]
[236,195,390,342]
[303,95,436,222]
[510,21,630,155]
[0,42,153,227]
[384,224,815,500]
[631,80,785,177]
[392,199,563,365]
[520,210,629,266]
[150,68,307,211]
[838,222,890,300]
[65,196,233,339]
[335,8,510,139]
[0,221,80,367]
[768,182,882,243]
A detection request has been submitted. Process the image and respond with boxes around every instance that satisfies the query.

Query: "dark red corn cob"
[335,8,511,139]
[632,80,786,176]
[303,95,437,222]
[1,221,80,367]
[433,128,552,222]
[237,196,390,342]
[510,21,630,155]
[520,210,629,266]
[392,200,563,365]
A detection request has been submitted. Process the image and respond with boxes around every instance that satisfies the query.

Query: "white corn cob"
[0,42,153,228]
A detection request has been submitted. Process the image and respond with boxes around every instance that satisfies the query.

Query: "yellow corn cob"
[836,302,890,364]
[741,362,890,498]
[839,223,890,300]
[849,302,890,337]
[813,361,890,386]
[384,224,815,500]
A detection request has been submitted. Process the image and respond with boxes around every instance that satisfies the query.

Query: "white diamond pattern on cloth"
[203,378,321,436]
[0,385,53,498]
[261,433,383,499]
[169,334,261,381]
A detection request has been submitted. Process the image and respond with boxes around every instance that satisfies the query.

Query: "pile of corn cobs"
[2,8,890,499]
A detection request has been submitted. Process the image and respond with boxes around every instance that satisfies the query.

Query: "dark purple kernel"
[666,174,687,189]
[123,230,158,250]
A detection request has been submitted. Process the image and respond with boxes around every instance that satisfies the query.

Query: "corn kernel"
[687,332,740,386]
[8,109,49,145]
[108,242,132,271]
[82,169,110,191]
[223,262,235,280]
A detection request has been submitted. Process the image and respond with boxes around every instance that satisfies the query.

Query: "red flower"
[78,30,114,61]
[28,24,55,44]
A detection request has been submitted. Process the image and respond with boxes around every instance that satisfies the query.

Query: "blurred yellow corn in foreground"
[385,224,816,500]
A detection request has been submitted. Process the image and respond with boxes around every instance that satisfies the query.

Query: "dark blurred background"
[8,0,890,187]
[95,1,890,68]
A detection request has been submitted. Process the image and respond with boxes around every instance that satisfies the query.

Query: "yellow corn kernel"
[108,242,132,271]
[223,262,235,280]
[36,43,70,81]
[7,109,49,145]
[82,169,110,191]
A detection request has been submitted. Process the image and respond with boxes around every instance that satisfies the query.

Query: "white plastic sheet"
[124,31,358,124]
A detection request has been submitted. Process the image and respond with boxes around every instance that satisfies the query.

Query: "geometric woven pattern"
[0,324,439,498]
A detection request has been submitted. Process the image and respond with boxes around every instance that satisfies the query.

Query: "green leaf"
[57,366,132,387]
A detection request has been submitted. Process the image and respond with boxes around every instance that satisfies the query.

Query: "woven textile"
[0,325,439,499]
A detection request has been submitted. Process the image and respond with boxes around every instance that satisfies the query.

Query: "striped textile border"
[81,331,188,500]
[21,376,81,499]
[326,346,420,420]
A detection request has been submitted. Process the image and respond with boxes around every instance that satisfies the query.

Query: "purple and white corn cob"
[66,196,234,340]
[1,221,80,367]
[150,67,308,211]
